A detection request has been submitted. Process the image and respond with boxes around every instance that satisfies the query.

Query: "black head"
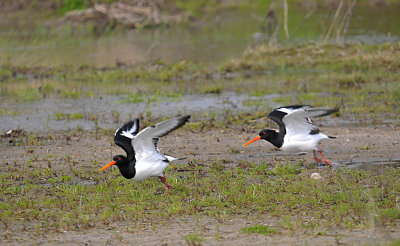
[258,129,277,141]
[99,154,136,179]
[99,155,129,171]
[243,128,281,148]
[112,155,129,166]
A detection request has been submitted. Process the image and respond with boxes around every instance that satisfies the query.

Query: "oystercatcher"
[243,105,339,165]
[100,115,190,192]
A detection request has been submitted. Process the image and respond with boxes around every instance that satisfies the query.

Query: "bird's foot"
[162,185,173,196]
[315,160,332,170]
[317,149,332,167]
[159,176,173,195]
[323,159,332,166]
[313,150,322,164]
[314,157,322,164]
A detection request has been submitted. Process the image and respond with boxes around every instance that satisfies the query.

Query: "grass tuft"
[240,224,277,235]
[184,233,204,246]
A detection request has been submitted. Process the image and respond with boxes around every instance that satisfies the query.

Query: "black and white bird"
[100,115,190,192]
[243,105,339,165]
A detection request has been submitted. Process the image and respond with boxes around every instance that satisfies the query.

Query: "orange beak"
[242,136,261,146]
[99,160,116,172]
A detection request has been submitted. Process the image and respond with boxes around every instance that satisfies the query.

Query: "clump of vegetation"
[184,233,204,246]
[58,0,88,14]
[122,93,148,103]
[240,224,277,235]
[201,84,223,94]
[54,112,85,121]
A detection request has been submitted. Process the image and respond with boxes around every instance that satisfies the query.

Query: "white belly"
[281,133,328,152]
[133,160,170,181]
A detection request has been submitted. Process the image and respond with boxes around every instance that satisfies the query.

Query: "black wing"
[114,119,139,162]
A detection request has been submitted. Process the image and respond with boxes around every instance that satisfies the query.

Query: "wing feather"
[268,105,338,136]
[282,108,318,136]
[134,115,190,162]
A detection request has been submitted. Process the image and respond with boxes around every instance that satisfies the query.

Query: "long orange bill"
[99,160,116,172]
[242,136,261,146]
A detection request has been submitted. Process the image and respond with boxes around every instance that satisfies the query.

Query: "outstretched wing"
[267,105,309,134]
[281,107,319,136]
[134,115,190,162]
[302,106,339,118]
[268,105,338,136]
[114,119,139,161]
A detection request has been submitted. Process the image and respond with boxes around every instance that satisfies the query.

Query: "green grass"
[200,84,223,94]
[54,112,85,121]
[1,130,45,146]
[0,109,20,116]
[184,233,204,246]
[122,93,148,103]
[1,43,399,121]
[17,89,40,102]
[1,156,400,234]
[242,99,265,107]
[240,224,277,235]
[61,90,80,99]
[57,0,88,14]
[389,239,400,246]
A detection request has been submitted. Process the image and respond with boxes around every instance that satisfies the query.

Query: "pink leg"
[158,176,173,191]
[318,149,332,166]
[313,150,322,163]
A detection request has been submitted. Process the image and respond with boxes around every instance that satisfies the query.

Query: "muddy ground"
[1,126,400,245]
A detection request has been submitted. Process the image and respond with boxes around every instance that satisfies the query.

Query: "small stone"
[311,173,322,180]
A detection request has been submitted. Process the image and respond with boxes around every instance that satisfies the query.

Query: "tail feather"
[165,155,187,162]
[328,136,336,139]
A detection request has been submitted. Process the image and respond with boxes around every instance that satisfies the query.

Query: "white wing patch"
[116,121,139,139]
[121,126,138,139]
[277,107,295,114]
[277,106,312,116]
[121,130,135,139]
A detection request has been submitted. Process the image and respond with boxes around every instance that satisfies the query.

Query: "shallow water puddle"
[0,92,280,131]
[337,158,400,169]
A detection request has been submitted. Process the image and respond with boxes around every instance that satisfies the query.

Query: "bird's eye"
[117,157,122,161]
[262,132,266,135]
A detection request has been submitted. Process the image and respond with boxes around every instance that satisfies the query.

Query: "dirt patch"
[3,216,400,245]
